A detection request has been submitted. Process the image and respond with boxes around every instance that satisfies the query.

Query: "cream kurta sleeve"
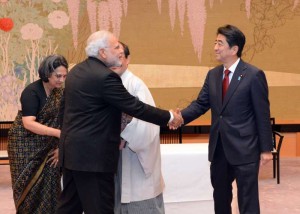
[120,70,160,176]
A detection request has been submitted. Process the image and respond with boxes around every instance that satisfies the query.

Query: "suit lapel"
[222,60,247,110]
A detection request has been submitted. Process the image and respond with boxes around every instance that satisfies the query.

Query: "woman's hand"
[54,129,61,138]
[47,148,59,168]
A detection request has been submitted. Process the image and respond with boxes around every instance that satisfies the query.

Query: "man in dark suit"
[180,25,273,214]
[56,30,183,214]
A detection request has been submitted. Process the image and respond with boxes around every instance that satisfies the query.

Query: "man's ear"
[231,46,238,55]
[126,55,131,65]
[98,48,106,59]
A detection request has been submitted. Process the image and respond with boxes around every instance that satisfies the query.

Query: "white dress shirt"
[223,58,240,83]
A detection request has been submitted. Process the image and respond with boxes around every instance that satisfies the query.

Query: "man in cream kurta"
[111,42,165,214]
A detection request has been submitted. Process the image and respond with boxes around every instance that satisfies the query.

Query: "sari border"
[16,155,48,210]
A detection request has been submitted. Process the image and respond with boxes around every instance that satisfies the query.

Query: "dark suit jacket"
[59,57,170,172]
[182,60,273,165]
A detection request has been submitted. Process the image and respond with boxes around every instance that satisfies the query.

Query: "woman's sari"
[8,88,63,214]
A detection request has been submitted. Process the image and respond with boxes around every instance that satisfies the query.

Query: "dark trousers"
[56,168,115,214]
[210,139,260,214]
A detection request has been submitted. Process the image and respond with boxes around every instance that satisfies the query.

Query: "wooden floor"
[1,157,300,214]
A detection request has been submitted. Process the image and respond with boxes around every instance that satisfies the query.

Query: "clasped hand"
[168,108,184,130]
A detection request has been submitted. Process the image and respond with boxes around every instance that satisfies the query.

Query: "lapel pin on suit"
[238,74,243,81]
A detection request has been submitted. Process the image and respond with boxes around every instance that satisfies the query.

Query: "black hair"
[217,25,246,57]
[38,54,68,82]
[119,41,130,59]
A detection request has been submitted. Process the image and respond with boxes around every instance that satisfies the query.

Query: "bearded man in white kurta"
[111,42,165,214]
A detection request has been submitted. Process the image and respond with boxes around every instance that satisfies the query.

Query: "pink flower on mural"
[65,0,127,48]
[48,10,70,29]
[107,0,122,38]
[168,0,206,62]
[245,0,251,18]
[156,0,162,14]
[98,1,110,31]
[20,23,43,40]
[169,0,176,30]
[87,0,97,33]
[186,0,206,62]
[0,18,14,32]
[177,0,187,35]
[123,0,128,16]
[67,0,80,49]
[209,0,214,8]
[292,0,299,10]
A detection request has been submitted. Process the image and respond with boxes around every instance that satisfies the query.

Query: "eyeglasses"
[53,72,67,79]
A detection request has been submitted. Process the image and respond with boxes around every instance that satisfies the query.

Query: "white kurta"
[120,69,164,203]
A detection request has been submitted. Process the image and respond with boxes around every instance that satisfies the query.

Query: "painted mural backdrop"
[0,0,300,120]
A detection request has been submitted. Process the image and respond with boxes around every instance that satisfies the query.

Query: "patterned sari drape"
[8,88,63,214]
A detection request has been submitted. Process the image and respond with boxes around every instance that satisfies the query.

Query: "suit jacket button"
[220,115,223,118]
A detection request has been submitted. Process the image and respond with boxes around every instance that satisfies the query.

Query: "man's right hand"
[168,108,184,130]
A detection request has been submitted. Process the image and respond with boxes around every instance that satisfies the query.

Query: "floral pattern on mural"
[0,0,64,120]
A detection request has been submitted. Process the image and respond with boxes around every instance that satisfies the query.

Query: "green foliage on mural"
[0,0,72,120]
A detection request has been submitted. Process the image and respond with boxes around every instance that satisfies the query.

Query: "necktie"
[222,69,231,101]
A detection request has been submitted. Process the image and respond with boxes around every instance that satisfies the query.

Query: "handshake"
[168,108,184,130]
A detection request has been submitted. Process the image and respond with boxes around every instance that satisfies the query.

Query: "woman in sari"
[8,54,68,214]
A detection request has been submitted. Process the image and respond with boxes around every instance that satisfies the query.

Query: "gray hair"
[38,54,68,82]
[85,30,113,57]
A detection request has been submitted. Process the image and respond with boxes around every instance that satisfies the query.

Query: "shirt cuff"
[168,111,174,123]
